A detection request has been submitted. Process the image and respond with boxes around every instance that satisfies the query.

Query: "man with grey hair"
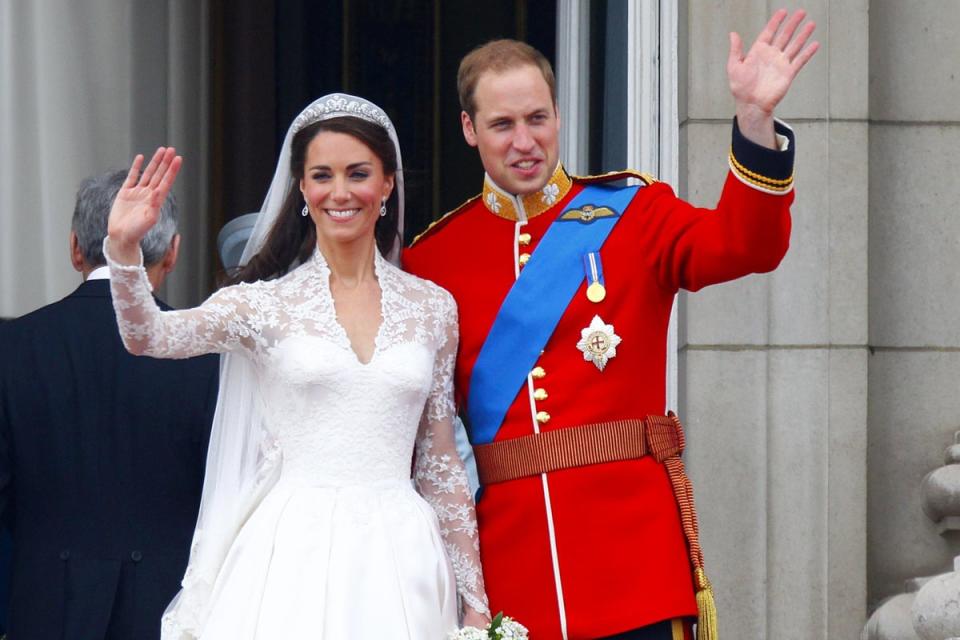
[0,169,218,639]
[70,169,180,289]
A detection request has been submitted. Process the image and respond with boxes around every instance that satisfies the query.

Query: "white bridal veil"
[163,94,405,637]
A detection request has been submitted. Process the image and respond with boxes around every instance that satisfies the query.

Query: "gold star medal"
[576,315,621,371]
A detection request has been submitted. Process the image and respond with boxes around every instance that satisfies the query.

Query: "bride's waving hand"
[108,147,182,265]
[103,146,261,360]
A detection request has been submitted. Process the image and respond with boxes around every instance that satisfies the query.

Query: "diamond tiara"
[292,94,393,134]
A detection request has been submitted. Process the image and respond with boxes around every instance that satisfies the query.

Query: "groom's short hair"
[457,39,557,121]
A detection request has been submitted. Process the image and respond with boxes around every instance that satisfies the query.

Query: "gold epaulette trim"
[409,193,482,247]
[572,169,658,186]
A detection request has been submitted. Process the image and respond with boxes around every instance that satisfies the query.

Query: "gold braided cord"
[660,413,717,639]
[728,147,794,185]
[728,148,794,190]
[694,568,719,640]
[671,618,687,640]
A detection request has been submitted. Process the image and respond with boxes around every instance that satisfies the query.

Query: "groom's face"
[461,64,560,197]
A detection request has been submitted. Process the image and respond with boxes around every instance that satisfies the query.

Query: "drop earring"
[301,204,309,217]
[379,199,387,217]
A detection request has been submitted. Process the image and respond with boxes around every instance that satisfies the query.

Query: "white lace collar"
[306,245,389,280]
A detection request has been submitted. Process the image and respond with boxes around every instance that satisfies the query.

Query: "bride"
[104,95,490,638]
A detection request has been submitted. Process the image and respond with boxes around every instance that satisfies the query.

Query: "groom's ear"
[461,111,479,147]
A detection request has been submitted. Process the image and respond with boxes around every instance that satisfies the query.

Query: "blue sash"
[466,183,641,445]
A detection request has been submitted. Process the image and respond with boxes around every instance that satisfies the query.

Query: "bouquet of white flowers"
[448,612,528,640]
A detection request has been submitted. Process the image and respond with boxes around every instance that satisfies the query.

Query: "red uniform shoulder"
[408,193,482,248]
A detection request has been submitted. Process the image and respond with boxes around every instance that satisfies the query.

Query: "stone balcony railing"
[862,432,960,640]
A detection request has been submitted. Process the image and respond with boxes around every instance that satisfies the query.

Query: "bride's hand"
[462,607,490,630]
[107,147,182,265]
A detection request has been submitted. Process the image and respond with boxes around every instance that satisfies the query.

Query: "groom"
[404,10,817,640]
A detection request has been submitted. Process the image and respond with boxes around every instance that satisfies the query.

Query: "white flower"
[541,182,560,205]
[485,192,502,213]
[449,627,489,640]
[451,614,529,640]
[494,617,529,639]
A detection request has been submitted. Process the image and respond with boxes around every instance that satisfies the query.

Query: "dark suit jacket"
[0,279,219,639]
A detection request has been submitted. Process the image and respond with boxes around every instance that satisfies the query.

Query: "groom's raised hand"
[728,9,819,148]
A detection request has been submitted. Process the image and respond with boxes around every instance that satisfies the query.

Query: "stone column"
[867,0,960,612]
[677,2,868,638]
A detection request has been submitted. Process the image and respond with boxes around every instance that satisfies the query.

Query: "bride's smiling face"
[299,131,394,249]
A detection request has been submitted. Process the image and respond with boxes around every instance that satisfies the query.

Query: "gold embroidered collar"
[481,164,573,221]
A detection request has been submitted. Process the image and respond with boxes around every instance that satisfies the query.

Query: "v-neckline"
[315,249,386,366]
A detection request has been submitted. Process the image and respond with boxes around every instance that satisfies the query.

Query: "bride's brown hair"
[227,116,400,285]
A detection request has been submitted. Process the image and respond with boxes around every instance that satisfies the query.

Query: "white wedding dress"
[106,245,487,639]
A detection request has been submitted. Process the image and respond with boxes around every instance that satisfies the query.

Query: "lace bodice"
[106,242,489,615]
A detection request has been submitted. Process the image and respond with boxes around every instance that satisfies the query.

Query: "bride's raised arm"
[413,290,491,624]
[105,148,263,360]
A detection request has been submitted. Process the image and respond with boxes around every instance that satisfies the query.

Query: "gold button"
[518,253,531,267]
[531,366,546,379]
[536,411,551,424]
[533,388,548,401]
[518,233,532,246]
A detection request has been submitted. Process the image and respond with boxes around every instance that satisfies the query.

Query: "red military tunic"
[404,120,796,639]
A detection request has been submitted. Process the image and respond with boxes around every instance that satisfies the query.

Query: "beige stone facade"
[677,1,960,637]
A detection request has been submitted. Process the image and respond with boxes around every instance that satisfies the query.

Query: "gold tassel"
[695,568,719,640]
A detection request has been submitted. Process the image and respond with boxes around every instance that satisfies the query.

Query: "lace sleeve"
[413,291,489,617]
[104,238,263,359]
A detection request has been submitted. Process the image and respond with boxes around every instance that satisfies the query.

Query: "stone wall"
[866,0,960,611]
[677,2,868,637]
